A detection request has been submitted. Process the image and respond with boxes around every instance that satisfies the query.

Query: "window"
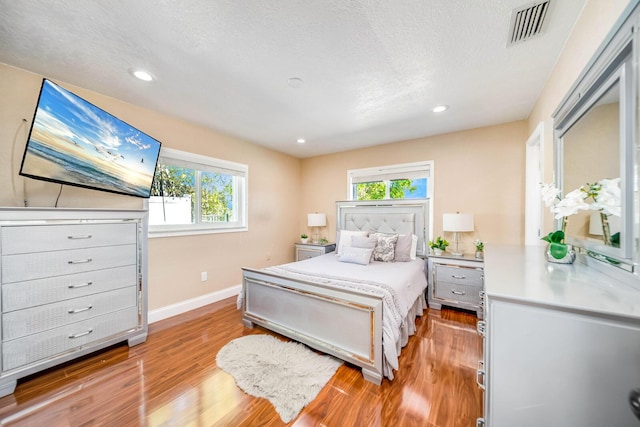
[148,147,247,237]
[348,161,432,201]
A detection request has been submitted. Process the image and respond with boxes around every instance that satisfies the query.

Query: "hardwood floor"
[0,298,482,426]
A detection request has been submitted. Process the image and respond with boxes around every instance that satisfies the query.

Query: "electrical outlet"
[201,271,207,282]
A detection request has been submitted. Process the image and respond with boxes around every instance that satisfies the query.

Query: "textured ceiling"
[0,0,587,158]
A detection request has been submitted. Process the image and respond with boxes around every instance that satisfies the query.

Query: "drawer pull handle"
[477,321,486,337]
[68,281,93,289]
[451,274,466,279]
[69,328,93,339]
[68,258,93,265]
[476,360,486,390]
[67,234,93,240]
[451,290,466,295]
[68,305,93,314]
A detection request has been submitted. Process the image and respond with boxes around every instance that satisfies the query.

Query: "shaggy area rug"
[216,334,342,423]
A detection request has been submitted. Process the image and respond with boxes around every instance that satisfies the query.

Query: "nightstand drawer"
[297,249,321,260]
[434,281,481,305]
[435,265,483,285]
[295,243,335,261]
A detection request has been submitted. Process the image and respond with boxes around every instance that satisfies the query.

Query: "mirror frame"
[552,1,639,273]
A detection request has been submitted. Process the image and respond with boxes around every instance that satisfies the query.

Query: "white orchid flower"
[592,177,621,217]
[553,188,589,219]
[540,183,561,210]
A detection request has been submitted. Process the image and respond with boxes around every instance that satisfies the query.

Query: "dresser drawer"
[435,264,483,285]
[3,286,137,340]
[2,265,137,312]
[3,306,139,372]
[434,281,481,305]
[1,223,137,255]
[2,244,137,283]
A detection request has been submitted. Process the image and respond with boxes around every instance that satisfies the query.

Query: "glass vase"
[544,244,576,264]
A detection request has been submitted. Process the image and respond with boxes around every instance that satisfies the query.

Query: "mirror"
[562,80,620,246]
[553,9,638,272]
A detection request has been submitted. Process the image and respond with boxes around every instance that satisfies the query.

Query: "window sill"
[148,225,248,239]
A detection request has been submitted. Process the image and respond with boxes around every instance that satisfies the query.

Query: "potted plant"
[473,239,485,259]
[428,236,449,255]
[300,234,309,244]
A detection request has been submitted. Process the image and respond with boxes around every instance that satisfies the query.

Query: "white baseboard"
[148,284,241,324]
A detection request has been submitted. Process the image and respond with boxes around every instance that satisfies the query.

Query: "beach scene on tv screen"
[21,80,161,197]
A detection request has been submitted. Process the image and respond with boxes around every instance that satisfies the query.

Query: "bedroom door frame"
[525,122,544,245]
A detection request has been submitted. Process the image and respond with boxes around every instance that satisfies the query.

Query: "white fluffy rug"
[216,334,342,423]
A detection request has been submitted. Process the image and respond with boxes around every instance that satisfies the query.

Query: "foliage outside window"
[148,148,247,237]
[348,161,431,201]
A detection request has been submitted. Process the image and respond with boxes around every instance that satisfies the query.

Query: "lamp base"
[451,232,464,256]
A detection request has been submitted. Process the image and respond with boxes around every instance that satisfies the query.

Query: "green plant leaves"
[541,230,564,244]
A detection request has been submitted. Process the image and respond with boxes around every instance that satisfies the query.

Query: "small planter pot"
[432,248,443,255]
[300,238,309,244]
[475,250,484,259]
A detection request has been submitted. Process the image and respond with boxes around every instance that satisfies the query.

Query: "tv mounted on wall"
[19,79,162,198]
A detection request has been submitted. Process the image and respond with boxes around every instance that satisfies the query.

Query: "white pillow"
[410,234,418,260]
[335,230,369,255]
[339,246,374,265]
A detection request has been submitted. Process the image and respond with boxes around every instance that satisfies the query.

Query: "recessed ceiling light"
[432,105,449,113]
[131,69,154,82]
[297,138,306,144]
[288,77,304,88]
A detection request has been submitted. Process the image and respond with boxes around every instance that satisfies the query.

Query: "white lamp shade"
[443,213,474,232]
[307,213,326,227]
[589,212,621,235]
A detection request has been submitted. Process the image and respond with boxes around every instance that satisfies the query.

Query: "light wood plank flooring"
[0,298,482,426]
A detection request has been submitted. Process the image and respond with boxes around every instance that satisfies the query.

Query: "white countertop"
[484,245,640,320]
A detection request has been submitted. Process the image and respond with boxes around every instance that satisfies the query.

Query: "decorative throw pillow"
[370,232,399,262]
[335,230,369,255]
[339,246,374,265]
[352,235,377,262]
[394,234,413,262]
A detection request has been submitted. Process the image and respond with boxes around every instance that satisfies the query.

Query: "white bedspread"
[262,254,428,379]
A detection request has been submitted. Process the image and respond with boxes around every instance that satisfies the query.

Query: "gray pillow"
[394,234,413,262]
[351,235,377,249]
[370,232,399,262]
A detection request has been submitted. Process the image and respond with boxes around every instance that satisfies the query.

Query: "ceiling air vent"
[507,0,551,46]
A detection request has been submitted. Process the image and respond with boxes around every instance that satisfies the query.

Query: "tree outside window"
[354,178,427,200]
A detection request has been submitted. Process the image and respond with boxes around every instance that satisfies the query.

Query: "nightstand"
[427,253,484,319]
[295,242,336,261]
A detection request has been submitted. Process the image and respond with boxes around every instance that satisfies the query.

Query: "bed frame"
[241,199,429,384]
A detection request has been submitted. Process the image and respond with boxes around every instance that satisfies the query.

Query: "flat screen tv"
[19,79,162,198]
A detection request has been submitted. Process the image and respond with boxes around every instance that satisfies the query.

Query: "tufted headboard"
[336,200,429,257]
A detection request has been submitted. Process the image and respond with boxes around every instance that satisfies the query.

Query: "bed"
[240,200,430,384]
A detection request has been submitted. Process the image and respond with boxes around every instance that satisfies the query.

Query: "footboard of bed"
[241,267,384,385]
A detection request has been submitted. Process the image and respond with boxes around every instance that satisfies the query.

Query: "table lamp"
[443,213,474,256]
[307,213,326,244]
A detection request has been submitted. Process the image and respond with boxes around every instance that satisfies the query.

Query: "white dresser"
[478,245,640,426]
[0,208,148,397]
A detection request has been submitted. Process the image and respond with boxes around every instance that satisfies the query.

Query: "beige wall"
[0,63,302,311]
[527,0,631,234]
[300,121,528,255]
